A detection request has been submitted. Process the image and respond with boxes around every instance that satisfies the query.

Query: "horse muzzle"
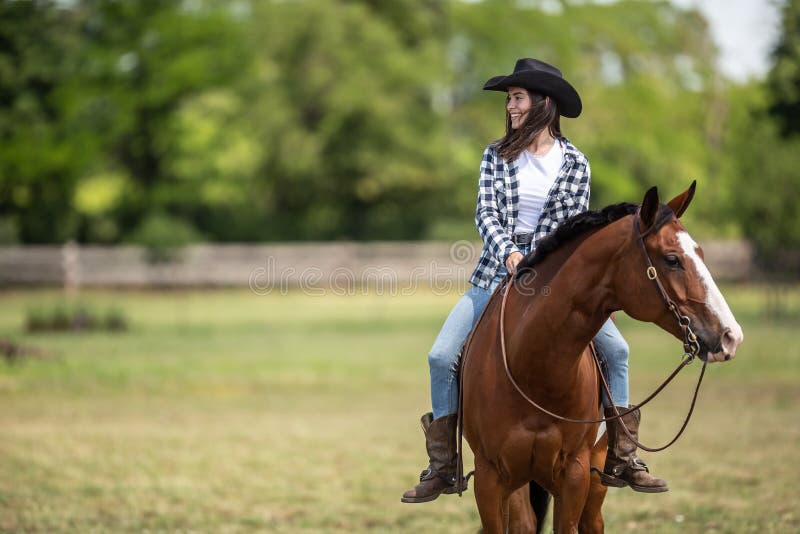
[698,325,744,363]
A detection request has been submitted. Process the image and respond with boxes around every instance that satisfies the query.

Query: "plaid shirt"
[469,138,591,288]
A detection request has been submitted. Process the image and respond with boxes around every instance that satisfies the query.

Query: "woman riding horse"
[462,184,743,532]
[402,58,667,504]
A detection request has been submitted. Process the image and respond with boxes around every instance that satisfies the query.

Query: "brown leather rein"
[496,210,707,451]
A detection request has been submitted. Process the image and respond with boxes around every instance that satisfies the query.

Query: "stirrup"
[594,459,647,488]
[419,466,460,487]
[597,469,626,488]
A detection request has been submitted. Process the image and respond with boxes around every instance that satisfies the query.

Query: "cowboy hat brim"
[483,71,582,118]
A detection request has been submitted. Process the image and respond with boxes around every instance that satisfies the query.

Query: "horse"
[461,183,744,533]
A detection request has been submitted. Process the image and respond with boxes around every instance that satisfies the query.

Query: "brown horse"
[461,183,743,533]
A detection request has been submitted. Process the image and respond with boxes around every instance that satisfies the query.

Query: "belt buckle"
[513,233,531,245]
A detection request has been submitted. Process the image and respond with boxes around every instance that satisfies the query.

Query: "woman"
[401,58,667,504]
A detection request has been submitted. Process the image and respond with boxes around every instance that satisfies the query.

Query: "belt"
[512,233,534,245]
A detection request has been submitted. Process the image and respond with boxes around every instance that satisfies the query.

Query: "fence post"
[62,240,80,297]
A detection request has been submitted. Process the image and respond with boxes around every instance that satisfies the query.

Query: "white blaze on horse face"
[677,232,744,361]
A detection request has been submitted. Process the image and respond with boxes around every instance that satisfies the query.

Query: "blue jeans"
[428,269,508,419]
[593,318,630,408]
[428,248,630,419]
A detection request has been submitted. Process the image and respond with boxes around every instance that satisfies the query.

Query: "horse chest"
[490,423,594,487]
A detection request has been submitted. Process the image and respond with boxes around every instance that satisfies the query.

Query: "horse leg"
[474,455,511,534]
[580,434,608,533]
[552,452,591,534]
[507,484,536,534]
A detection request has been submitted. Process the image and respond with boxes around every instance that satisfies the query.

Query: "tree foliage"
[0,0,793,259]
[0,1,83,242]
[65,0,248,243]
[242,0,452,240]
[768,0,800,137]
[725,0,800,276]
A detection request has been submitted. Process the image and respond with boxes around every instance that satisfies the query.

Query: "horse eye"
[664,254,682,269]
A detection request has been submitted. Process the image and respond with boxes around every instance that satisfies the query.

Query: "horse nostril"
[721,327,740,359]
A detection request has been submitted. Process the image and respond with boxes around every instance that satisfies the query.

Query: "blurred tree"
[243,0,452,240]
[0,0,762,246]
[724,0,800,281]
[768,0,800,137]
[0,1,83,242]
[64,0,249,244]
[724,85,799,250]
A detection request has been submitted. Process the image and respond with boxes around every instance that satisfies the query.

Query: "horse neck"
[505,218,630,386]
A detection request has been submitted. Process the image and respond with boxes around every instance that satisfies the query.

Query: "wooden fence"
[0,240,755,290]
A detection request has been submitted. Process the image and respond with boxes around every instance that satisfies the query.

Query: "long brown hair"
[495,91,562,162]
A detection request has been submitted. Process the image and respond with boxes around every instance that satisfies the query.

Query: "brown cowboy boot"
[401,412,460,503]
[599,406,669,493]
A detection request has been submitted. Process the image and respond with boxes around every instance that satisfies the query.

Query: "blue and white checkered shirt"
[469,138,591,288]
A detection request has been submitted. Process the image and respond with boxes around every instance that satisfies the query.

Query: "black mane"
[516,202,673,272]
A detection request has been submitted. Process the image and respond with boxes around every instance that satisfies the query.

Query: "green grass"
[0,285,798,533]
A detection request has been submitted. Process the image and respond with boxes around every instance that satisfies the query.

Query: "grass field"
[0,285,798,533]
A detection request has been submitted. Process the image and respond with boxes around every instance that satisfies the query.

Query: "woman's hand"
[505,251,524,275]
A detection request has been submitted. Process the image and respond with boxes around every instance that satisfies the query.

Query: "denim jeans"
[427,244,630,419]
[593,317,630,408]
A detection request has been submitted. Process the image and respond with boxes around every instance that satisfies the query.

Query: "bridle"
[633,208,702,360]
[496,209,708,450]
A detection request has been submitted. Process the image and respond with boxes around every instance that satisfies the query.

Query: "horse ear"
[666,180,696,218]
[639,186,660,231]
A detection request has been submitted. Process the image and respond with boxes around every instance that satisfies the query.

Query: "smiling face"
[506,86,533,130]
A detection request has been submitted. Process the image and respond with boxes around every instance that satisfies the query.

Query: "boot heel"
[598,471,626,488]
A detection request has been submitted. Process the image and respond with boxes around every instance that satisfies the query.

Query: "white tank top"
[514,139,564,234]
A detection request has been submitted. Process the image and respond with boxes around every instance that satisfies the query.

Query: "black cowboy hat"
[483,58,582,118]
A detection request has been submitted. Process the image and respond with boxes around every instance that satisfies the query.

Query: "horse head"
[617,182,743,363]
